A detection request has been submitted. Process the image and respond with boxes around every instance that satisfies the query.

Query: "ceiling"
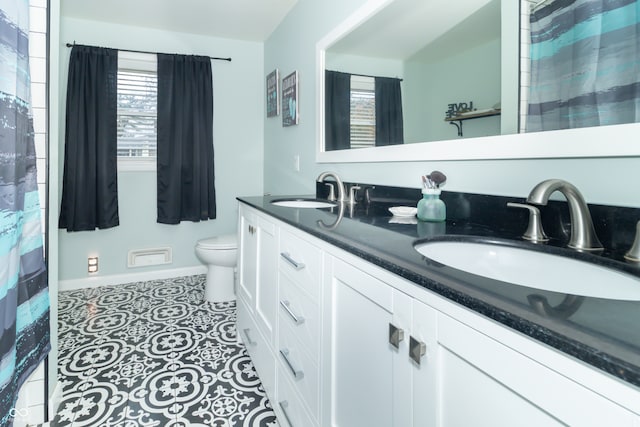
[61,0,298,41]
[328,0,500,60]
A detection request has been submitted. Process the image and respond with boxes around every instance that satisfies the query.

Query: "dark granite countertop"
[237,192,640,389]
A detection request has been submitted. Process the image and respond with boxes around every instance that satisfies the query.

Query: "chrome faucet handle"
[324,183,336,201]
[624,220,640,263]
[349,185,361,205]
[364,186,376,205]
[507,202,549,243]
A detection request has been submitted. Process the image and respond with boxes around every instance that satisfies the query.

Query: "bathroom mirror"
[316,0,640,162]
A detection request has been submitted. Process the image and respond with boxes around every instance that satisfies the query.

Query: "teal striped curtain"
[527,0,640,131]
[0,1,51,425]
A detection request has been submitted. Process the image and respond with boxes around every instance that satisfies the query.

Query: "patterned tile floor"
[54,275,277,426]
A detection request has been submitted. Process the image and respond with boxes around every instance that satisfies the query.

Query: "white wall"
[263,0,640,208]
[57,17,265,281]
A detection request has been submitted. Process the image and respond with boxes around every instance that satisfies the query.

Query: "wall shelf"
[445,109,501,136]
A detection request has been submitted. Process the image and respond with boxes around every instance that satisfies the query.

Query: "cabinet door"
[324,257,408,427]
[238,207,257,308]
[410,299,438,427]
[438,314,637,427]
[255,216,277,346]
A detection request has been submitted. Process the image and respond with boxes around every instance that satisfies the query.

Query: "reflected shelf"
[445,109,501,137]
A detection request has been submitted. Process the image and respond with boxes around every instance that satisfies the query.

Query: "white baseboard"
[58,265,207,291]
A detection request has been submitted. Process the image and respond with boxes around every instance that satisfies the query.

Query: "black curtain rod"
[65,43,232,62]
[328,69,402,82]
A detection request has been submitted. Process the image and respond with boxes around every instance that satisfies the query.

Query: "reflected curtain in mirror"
[375,77,404,146]
[325,70,351,150]
[59,45,120,231]
[157,54,216,224]
[527,0,640,132]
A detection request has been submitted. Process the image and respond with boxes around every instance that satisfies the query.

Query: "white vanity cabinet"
[236,204,278,398]
[236,202,640,427]
[321,252,640,427]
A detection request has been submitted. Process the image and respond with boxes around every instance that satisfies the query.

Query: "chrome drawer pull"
[409,335,427,365]
[280,300,305,325]
[279,400,294,426]
[242,328,257,347]
[388,323,404,349]
[280,252,305,270]
[279,348,304,380]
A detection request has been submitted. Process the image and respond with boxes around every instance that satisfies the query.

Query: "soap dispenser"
[417,171,447,222]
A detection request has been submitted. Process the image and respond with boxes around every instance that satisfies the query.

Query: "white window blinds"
[350,75,376,149]
[117,69,157,159]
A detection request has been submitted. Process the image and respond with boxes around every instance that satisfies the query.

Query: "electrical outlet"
[294,154,300,172]
[88,256,99,273]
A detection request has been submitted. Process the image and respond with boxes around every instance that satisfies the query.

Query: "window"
[350,75,375,149]
[117,52,157,170]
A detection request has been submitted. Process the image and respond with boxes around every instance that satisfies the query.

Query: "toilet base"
[204,266,236,303]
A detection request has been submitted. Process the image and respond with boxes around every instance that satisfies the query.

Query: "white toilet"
[195,234,238,302]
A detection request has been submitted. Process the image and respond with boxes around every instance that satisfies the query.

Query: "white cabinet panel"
[238,208,257,308]
[326,257,396,427]
[279,228,322,300]
[438,313,637,427]
[278,317,320,418]
[277,371,315,427]
[279,273,320,359]
[255,216,277,346]
[237,297,276,399]
[411,299,438,427]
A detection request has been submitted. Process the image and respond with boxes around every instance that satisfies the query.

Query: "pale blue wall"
[264,0,640,208]
[404,38,501,143]
[58,17,264,281]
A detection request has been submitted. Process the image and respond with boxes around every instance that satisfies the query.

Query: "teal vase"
[417,189,446,222]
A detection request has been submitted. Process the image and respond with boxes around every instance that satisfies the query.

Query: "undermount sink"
[414,240,640,301]
[271,198,337,208]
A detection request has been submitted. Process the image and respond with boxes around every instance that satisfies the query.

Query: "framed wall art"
[266,69,279,117]
[282,70,299,127]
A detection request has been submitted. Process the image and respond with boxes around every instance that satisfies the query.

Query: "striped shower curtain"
[527,0,640,132]
[0,1,51,426]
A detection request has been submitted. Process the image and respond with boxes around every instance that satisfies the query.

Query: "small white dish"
[389,206,417,217]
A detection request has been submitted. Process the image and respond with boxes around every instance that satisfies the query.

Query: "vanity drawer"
[279,273,320,360]
[279,228,322,300]
[278,318,319,419]
[276,370,316,427]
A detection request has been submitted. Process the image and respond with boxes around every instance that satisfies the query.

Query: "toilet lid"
[197,234,237,250]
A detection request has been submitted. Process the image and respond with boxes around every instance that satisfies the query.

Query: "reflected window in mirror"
[325,70,404,151]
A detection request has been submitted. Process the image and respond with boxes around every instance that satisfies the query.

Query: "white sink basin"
[414,240,640,301]
[271,199,337,208]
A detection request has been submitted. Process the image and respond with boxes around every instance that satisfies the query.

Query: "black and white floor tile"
[54,275,277,426]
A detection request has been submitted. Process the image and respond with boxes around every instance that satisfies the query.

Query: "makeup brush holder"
[417,189,446,222]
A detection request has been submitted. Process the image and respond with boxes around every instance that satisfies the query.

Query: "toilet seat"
[196,234,237,250]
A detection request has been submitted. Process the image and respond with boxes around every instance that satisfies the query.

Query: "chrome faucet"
[317,171,346,202]
[526,179,603,251]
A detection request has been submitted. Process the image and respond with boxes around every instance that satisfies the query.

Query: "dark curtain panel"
[375,77,404,146]
[325,70,351,151]
[157,54,216,224]
[59,45,119,231]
